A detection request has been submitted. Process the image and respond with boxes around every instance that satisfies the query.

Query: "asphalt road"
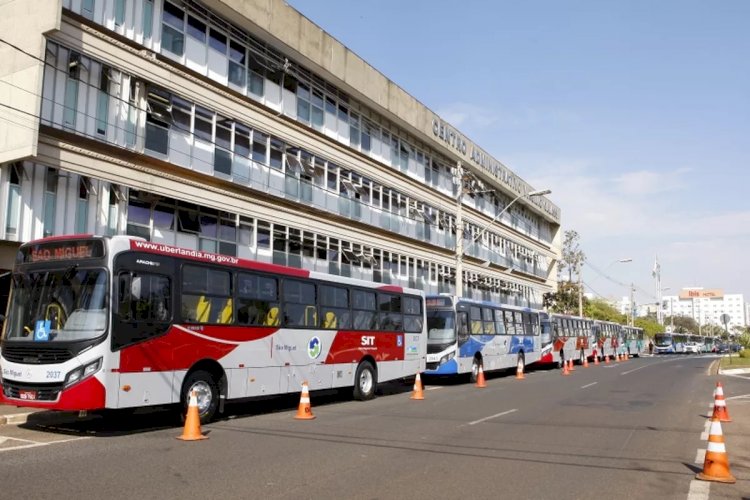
[0,354,747,500]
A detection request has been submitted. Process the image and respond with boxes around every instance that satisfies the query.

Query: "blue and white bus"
[622,326,645,357]
[424,296,542,381]
[653,332,689,354]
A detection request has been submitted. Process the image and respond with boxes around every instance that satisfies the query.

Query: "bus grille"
[2,381,63,402]
[1,345,74,364]
[427,343,453,354]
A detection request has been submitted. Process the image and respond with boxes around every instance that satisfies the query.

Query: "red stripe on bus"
[118,326,277,372]
[376,285,404,293]
[325,331,405,364]
[0,376,105,411]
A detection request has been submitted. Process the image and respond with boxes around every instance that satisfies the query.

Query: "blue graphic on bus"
[34,320,51,342]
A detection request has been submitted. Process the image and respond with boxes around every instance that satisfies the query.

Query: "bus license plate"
[19,390,37,400]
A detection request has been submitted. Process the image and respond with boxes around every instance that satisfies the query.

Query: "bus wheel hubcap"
[189,381,212,414]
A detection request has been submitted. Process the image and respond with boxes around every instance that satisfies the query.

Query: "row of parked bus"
[424,299,644,382]
[0,235,643,423]
[653,332,717,354]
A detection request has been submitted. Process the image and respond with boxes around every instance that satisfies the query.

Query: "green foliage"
[584,298,625,323]
[546,281,582,315]
[634,317,663,338]
[739,349,749,359]
[663,315,699,334]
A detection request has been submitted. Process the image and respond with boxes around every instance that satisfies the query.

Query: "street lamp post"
[453,162,550,297]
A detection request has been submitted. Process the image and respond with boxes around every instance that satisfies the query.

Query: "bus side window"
[457,312,470,343]
[265,307,280,326]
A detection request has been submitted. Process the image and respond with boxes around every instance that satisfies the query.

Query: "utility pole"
[578,262,583,317]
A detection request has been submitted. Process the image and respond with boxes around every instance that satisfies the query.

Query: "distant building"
[662,288,746,330]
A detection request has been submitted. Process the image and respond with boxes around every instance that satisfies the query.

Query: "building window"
[228,39,246,89]
[75,176,91,233]
[114,0,126,27]
[5,163,22,234]
[143,0,154,39]
[43,167,58,237]
[161,1,185,56]
[96,66,110,136]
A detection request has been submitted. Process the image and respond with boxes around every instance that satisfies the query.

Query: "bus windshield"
[426,308,456,342]
[653,334,672,347]
[5,267,108,342]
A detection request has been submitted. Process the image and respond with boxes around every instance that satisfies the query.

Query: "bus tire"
[182,370,219,424]
[353,361,377,401]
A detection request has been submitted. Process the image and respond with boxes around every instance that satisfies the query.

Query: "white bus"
[424,296,543,381]
[0,235,426,422]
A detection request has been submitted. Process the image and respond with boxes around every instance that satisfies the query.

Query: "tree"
[584,298,625,323]
[664,315,699,334]
[559,230,585,284]
[545,281,581,314]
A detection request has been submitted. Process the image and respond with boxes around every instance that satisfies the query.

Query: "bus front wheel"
[182,370,219,424]
[353,361,377,401]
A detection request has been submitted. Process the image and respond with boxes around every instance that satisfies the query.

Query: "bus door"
[112,252,176,408]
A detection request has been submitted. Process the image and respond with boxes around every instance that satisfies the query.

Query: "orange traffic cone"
[583,357,589,368]
[177,391,208,441]
[515,363,525,380]
[712,382,731,422]
[594,353,600,366]
[561,359,570,376]
[604,353,610,364]
[410,373,425,400]
[294,381,316,420]
[568,358,575,372]
[696,417,736,484]
[476,365,487,388]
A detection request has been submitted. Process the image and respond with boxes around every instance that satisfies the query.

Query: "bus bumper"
[0,375,106,411]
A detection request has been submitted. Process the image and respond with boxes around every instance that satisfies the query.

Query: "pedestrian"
[648,340,654,355]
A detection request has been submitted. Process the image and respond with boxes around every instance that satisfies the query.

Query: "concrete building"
[663,288,746,330]
[0,0,561,316]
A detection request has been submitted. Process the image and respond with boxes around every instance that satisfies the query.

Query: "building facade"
[0,0,561,317]
[663,289,746,330]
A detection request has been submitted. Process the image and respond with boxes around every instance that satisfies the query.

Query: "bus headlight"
[64,358,102,388]
[439,352,455,365]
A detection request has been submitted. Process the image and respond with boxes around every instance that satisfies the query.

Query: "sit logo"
[361,336,375,346]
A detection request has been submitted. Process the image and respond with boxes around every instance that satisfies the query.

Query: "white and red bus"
[539,313,596,366]
[0,235,426,422]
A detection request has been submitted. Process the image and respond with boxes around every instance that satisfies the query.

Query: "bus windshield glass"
[426,308,455,342]
[5,267,108,342]
[653,333,672,347]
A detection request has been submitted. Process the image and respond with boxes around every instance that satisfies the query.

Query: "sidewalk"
[0,403,47,426]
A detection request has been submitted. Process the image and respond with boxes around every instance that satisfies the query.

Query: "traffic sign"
[720,313,731,326]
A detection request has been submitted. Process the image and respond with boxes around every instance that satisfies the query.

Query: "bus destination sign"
[21,240,105,263]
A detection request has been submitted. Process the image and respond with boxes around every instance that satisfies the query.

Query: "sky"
[286,0,750,310]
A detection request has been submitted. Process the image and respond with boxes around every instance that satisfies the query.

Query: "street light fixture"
[454,162,550,297]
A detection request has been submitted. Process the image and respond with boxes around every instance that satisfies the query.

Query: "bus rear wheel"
[353,361,377,401]
[182,370,219,424]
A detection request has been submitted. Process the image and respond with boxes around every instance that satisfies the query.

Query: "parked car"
[684,342,701,354]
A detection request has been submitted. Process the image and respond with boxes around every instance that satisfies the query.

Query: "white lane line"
[581,382,598,389]
[467,409,518,426]
[620,364,650,375]
[425,386,443,391]
[0,436,89,453]
[700,419,711,441]
[686,479,709,500]
[726,393,750,401]
[695,448,705,464]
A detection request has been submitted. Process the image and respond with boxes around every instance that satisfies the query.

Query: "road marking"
[425,386,443,391]
[620,364,650,375]
[686,479,709,500]
[726,393,750,401]
[467,409,518,426]
[695,448,705,464]
[700,419,711,441]
[580,382,597,389]
[0,436,89,453]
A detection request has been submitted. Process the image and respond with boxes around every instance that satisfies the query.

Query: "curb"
[0,412,35,426]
